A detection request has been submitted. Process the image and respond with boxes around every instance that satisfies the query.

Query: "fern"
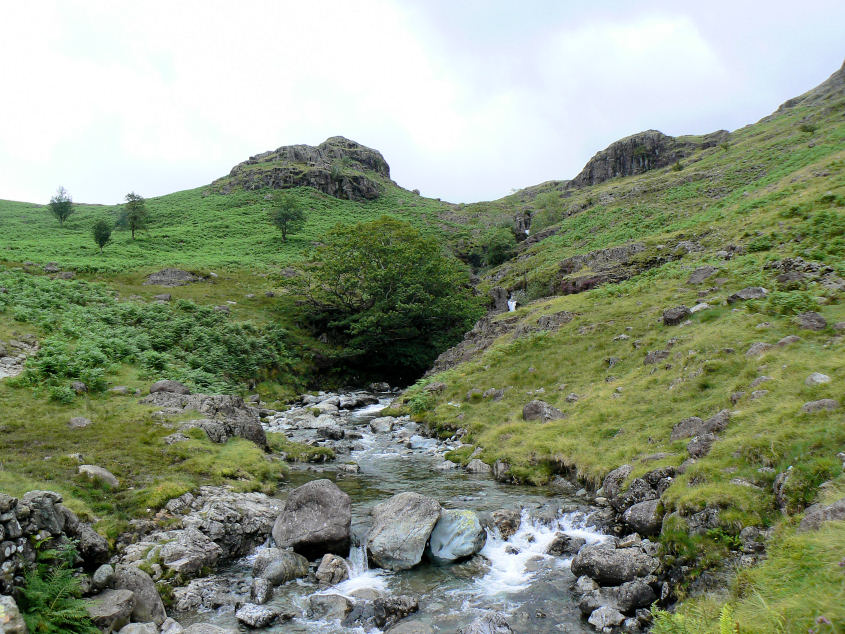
[17,541,99,634]
[719,604,736,634]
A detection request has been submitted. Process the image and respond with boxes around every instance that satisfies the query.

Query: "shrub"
[764,290,820,315]
[48,385,76,404]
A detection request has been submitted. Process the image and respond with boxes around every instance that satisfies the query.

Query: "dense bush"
[0,269,293,394]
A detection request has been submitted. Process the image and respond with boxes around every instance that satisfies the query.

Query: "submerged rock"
[235,603,280,628]
[460,611,513,634]
[367,492,441,570]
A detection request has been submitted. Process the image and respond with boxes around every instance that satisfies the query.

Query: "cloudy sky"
[1,1,843,205]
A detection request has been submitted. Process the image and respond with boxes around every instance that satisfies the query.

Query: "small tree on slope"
[48,186,73,226]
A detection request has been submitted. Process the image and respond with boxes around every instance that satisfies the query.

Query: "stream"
[178,395,608,632]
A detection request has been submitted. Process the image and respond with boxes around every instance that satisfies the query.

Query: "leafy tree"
[532,191,565,230]
[91,219,112,253]
[48,186,73,226]
[124,191,148,239]
[483,227,517,266]
[293,217,483,379]
[268,192,306,242]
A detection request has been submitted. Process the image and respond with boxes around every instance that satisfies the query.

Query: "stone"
[491,460,511,482]
[466,459,492,475]
[777,335,801,346]
[70,380,88,394]
[805,372,831,386]
[153,293,171,301]
[78,464,119,488]
[602,464,633,500]
[252,548,309,585]
[157,526,222,575]
[367,492,441,570]
[570,543,658,585]
[150,379,191,395]
[745,342,773,357]
[250,577,273,604]
[796,311,827,331]
[114,564,166,625]
[688,266,718,285]
[588,605,626,630]
[308,593,353,620]
[317,425,345,440]
[460,612,513,634]
[272,479,351,557]
[490,509,521,540]
[160,618,183,634]
[316,553,349,585]
[119,624,158,634]
[69,416,92,429]
[546,532,586,556]
[92,563,115,590]
[109,385,130,395]
[236,603,279,628]
[428,509,486,563]
[143,268,205,287]
[0,595,26,634]
[727,287,768,303]
[688,433,717,459]
[388,622,435,634]
[798,497,845,532]
[86,589,135,631]
[802,399,840,413]
[522,400,565,422]
[663,306,690,326]
[690,302,710,313]
[643,350,669,365]
[623,499,663,536]
[370,416,395,433]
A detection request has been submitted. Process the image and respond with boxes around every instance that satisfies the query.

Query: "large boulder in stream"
[427,509,486,563]
[570,543,659,585]
[367,492,441,570]
[272,479,352,557]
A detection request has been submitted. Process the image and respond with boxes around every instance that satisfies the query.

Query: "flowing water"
[179,397,607,632]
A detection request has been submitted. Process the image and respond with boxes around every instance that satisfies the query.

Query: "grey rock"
[144,268,205,287]
[308,593,353,620]
[114,564,166,625]
[687,433,717,459]
[73,521,109,565]
[92,564,115,590]
[71,381,88,394]
[777,335,801,346]
[745,342,773,357]
[157,526,222,575]
[272,479,351,557]
[522,400,565,422]
[252,548,309,585]
[546,532,586,556]
[663,306,690,326]
[428,509,486,563]
[490,509,521,540]
[109,385,131,395]
[492,460,511,482]
[250,577,273,604]
[798,497,845,532]
[460,611,513,633]
[623,499,663,536]
[236,603,279,628]
[370,416,395,433]
[802,399,840,413]
[86,589,135,631]
[69,416,92,429]
[602,464,633,500]
[588,605,626,630]
[368,492,441,570]
[687,266,718,285]
[152,293,171,302]
[643,350,669,365]
[150,379,191,394]
[119,624,158,634]
[570,543,658,585]
[805,372,831,386]
[466,459,492,475]
[573,575,599,596]
[388,622,435,634]
[796,311,827,331]
[316,553,349,585]
[183,625,234,634]
[78,464,119,488]
[727,287,768,303]
[160,617,183,634]
[0,595,26,634]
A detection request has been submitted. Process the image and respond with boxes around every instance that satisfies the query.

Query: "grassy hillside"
[394,65,845,631]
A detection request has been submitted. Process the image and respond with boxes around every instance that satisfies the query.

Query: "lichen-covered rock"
[727,287,768,303]
[114,564,166,626]
[522,400,565,422]
[802,399,840,413]
[796,311,827,331]
[235,603,280,628]
[622,499,663,536]
[428,509,486,563]
[367,493,441,570]
[0,595,27,634]
[587,605,626,630]
[570,543,659,585]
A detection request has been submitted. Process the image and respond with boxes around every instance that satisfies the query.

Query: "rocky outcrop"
[271,479,351,558]
[798,497,845,532]
[140,392,267,449]
[367,493,441,570]
[0,335,38,380]
[143,269,208,287]
[0,491,108,593]
[522,400,565,422]
[570,129,729,188]
[571,542,659,587]
[215,136,389,201]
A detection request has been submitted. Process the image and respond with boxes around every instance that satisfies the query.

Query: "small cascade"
[507,297,517,312]
[332,542,388,597]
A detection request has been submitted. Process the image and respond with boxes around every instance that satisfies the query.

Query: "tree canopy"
[293,216,483,379]
[124,192,147,239]
[91,219,112,253]
[268,192,305,241]
[48,186,73,226]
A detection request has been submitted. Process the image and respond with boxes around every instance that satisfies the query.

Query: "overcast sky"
[1,1,843,205]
